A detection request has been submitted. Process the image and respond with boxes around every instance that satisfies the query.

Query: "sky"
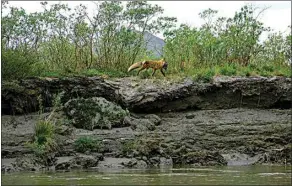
[3,1,291,40]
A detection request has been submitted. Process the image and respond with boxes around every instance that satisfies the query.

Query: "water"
[2,165,291,185]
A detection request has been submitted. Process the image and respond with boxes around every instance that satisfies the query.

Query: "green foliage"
[219,63,237,76]
[27,120,57,157]
[1,48,39,80]
[1,1,176,80]
[1,2,290,80]
[191,67,216,82]
[26,92,64,159]
[74,136,100,153]
[164,4,290,78]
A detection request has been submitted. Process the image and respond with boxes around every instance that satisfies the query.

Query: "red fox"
[127,59,168,77]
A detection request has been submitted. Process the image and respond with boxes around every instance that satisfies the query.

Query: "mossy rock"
[133,138,161,157]
[179,151,227,166]
[63,97,129,130]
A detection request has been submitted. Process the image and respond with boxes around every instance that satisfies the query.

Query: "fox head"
[162,58,168,71]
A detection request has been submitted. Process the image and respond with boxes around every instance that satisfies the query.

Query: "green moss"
[121,140,135,156]
[132,138,161,157]
[74,136,101,153]
[64,97,130,130]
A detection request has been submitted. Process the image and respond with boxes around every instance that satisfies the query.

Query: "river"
[2,165,291,185]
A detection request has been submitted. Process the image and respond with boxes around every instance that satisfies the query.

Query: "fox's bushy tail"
[128,61,143,72]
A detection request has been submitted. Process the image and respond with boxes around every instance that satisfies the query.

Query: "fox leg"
[152,69,156,76]
[137,67,146,75]
[160,69,166,77]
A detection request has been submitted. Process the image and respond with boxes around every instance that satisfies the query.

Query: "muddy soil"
[1,76,291,173]
[2,108,291,172]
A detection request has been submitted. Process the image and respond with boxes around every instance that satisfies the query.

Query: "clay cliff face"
[2,76,290,115]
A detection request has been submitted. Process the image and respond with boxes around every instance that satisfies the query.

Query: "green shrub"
[74,136,101,153]
[27,120,57,157]
[262,65,275,72]
[192,67,215,82]
[1,48,40,80]
[219,64,237,76]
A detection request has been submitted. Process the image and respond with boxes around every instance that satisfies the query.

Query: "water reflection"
[2,165,291,185]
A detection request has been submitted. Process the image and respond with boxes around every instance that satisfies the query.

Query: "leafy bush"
[74,136,100,153]
[1,48,40,80]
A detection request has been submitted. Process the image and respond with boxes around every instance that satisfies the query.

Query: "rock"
[1,158,17,173]
[121,158,137,168]
[123,116,156,131]
[254,145,292,165]
[55,125,73,136]
[117,76,291,112]
[13,156,43,172]
[2,164,16,173]
[185,113,195,119]
[123,158,148,169]
[1,76,116,115]
[150,157,160,163]
[97,157,131,169]
[1,81,41,115]
[149,157,160,167]
[93,153,104,161]
[1,146,33,158]
[136,160,148,168]
[57,146,76,157]
[3,76,290,115]
[142,156,148,161]
[159,157,173,167]
[177,151,227,166]
[222,153,262,166]
[55,156,75,170]
[55,154,100,170]
[74,154,99,168]
[143,114,162,126]
[63,97,129,130]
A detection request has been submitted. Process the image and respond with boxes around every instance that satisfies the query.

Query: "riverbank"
[1,76,291,173]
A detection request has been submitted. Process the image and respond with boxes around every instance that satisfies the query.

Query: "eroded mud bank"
[1,76,291,173]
